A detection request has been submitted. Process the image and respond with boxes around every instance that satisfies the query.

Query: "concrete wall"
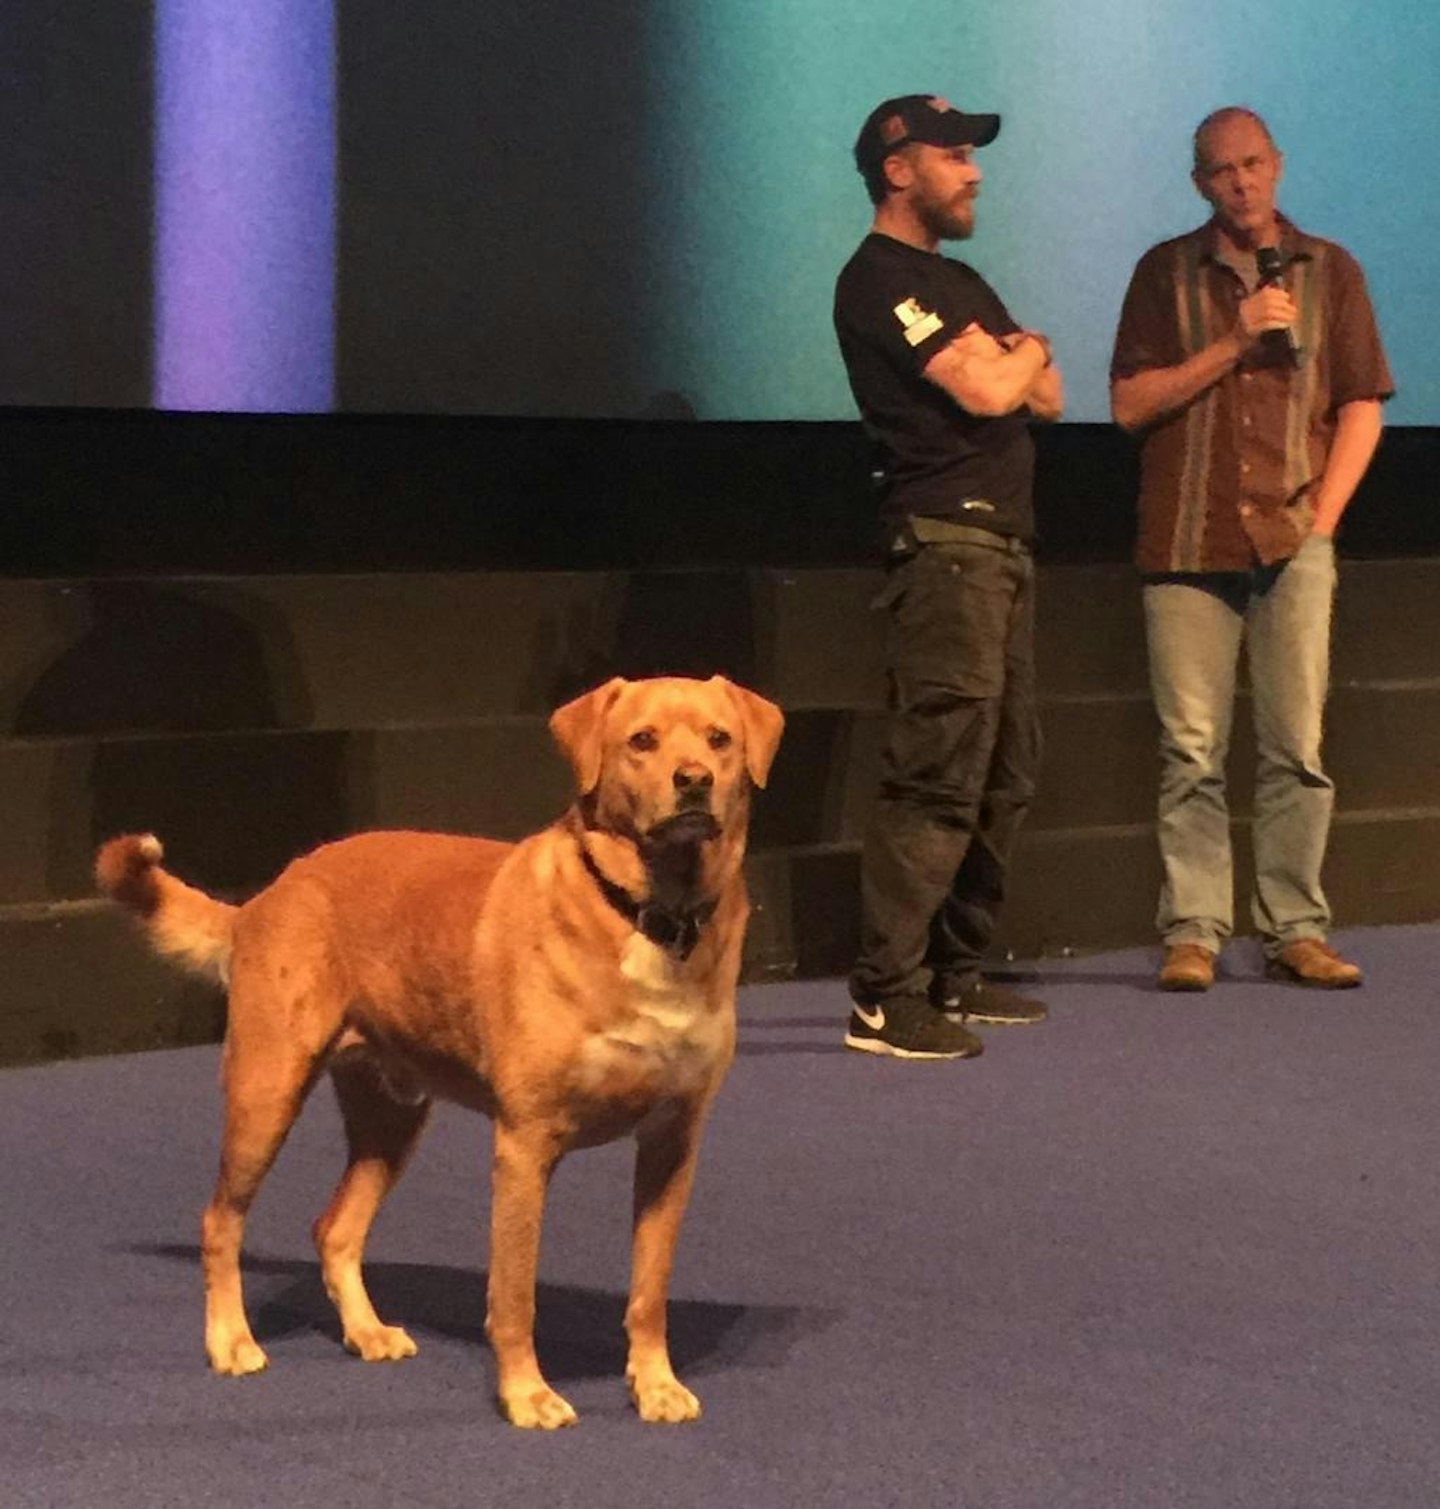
[4,557,1438,1065]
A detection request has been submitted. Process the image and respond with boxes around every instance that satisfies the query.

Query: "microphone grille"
[1255,246,1284,279]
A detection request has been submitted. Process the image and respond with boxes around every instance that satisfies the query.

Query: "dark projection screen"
[3,1,1437,424]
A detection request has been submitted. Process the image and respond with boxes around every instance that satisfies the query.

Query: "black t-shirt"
[833,232,1035,541]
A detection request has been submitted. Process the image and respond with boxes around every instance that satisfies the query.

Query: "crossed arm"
[924,322,1064,421]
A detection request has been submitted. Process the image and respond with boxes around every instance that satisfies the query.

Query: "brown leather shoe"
[1159,942,1216,992]
[1266,938,1363,988]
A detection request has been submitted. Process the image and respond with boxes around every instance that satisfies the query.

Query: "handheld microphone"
[1254,246,1300,365]
[1254,245,1287,285]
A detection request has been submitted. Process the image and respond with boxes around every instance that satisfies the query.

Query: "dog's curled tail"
[95,833,236,985]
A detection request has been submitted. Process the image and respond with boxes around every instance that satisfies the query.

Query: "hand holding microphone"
[1239,246,1300,364]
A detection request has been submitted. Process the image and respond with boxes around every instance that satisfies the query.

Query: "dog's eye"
[628,729,659,753]
[707,728,733,751]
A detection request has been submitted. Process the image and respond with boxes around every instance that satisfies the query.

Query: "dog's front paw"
[629,1370,702,1424]
[208,1334,269,1377]
[344,1323,418,1363]
[500,1383,579,1430]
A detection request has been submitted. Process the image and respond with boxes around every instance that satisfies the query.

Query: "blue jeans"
[1142,534,1337,955]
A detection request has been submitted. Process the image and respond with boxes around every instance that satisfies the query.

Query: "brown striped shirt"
[1111,216,1394,572]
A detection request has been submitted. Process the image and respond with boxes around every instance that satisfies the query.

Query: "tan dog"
[96,675,783,1429]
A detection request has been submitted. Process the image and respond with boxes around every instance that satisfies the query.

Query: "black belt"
[928,525,1029,555]
[897,515,1030,556]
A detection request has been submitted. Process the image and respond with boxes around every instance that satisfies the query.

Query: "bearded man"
[833,94,1063,1059]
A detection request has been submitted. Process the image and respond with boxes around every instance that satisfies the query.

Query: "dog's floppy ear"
[549,677,628,794]
[715,678,785,789]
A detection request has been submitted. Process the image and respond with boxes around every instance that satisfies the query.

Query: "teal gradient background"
[644,0,1437,423]
[1,2,1435,422]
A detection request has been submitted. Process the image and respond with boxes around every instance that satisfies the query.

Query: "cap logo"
[880,114,908,145]
[928,97,955,114]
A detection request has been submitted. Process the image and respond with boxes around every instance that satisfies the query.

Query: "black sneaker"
[940,979,1048,1026]
[844,997,984,1060]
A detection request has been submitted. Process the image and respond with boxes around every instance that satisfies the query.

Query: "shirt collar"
[1197,212,1314,267]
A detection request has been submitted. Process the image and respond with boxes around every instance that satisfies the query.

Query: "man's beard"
[921,195,975,243]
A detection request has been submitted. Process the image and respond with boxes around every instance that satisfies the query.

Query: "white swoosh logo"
[854,1004,885,1031]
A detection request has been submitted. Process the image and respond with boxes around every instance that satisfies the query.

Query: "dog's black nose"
[673,764,714,793]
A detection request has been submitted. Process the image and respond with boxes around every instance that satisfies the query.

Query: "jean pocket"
[1279,484,1317,554]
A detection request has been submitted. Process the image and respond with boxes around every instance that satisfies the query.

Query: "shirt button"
[1241,504,1254,517]
[1241,462,1252,474]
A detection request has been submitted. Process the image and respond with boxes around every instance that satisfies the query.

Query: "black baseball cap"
[854,94,1001,175]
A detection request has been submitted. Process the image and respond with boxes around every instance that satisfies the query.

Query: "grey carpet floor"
[2,925,1437,1508]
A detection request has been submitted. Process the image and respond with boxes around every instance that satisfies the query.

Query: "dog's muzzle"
[646,808,721,846]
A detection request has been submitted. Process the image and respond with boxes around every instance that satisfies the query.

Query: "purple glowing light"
[155,2,335,412]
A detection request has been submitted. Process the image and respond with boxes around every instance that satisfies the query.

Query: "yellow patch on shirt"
[893,297,944,347]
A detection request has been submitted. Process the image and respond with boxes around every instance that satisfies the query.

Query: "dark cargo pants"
[849,536,1040,1006]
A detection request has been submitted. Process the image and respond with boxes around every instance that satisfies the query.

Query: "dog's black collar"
[579,843,717,962]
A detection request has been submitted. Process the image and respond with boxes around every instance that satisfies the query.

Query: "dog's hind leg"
[313,1051,431,1362]
[201,966,337,1376]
